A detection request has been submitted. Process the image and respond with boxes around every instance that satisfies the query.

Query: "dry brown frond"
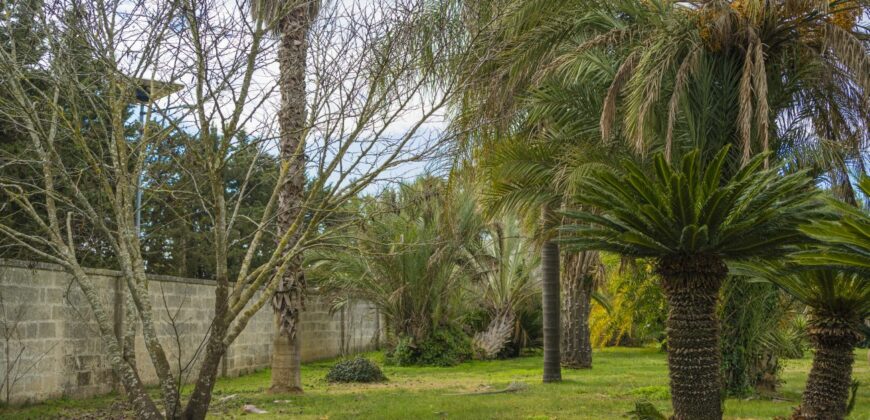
[600,51,639,142]
[752,41,769,168]
[665,46,701,163]
[738,40,755,166]
[824,23,870,97]
[634,45,680,155]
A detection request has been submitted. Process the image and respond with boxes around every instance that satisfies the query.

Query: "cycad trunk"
[793,323,860,419]
[657,255,726,420]
[270,1,312,393]
[541,239,562,382]
[561,252,593,369]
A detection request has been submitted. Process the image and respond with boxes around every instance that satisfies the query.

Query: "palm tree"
[313,178,475,361]
[468,54,628,376]
[251,0,320,394]
[463,217,540,359]
[534,0,868,393]
[562,147,825,419]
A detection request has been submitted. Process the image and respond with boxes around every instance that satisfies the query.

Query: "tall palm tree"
[252,0,320,394]
[469,51,627,376]
[562,147,826,419]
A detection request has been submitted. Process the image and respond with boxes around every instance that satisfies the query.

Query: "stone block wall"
[0,259,381,404]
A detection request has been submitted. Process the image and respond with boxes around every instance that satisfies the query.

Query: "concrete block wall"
[0,259,381,404]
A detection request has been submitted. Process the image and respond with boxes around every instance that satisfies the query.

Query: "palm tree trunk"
[541,238,562,382]
[793,324,860,420]
[270,1,312,393]
[270,313,303,393]
[561,252,593,369]
[657,255,726,420]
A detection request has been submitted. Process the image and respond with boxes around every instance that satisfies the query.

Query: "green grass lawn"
[3,347,869,419]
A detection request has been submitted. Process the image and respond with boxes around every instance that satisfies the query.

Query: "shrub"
[325,357,386,383]
[386,326,473,367]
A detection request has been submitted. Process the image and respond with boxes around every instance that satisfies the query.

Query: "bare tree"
[0,0,471,418]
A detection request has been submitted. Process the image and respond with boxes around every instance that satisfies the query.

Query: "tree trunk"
[270,1,313,393]
[180,324,228,420]
[541,239,562,383]
[656,255,726,420]
[69,267,162,419]
[793,324,860,420]
[270,314,303,393]
[561,252,594,369]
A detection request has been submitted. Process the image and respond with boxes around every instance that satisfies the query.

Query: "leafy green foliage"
[590,255,665,347]
[313,178,469,342]
[141,133,279,278]
[793,177,870,276]
[562,147,826,260]
[731,264,870,330]
[626,400,668,420]
[386,326,473,367]
[720,276,804,396]
[325,358,386,383]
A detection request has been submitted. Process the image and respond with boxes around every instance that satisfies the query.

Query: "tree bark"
[561,252,594,369]
[270,1,312,393]
[180,323,228,420]
[182,168,233,420]
[69,267,162,419]
[793,323,860,420]
[656,255,726,420]
[541,238,562,383]
[270,314,304,393]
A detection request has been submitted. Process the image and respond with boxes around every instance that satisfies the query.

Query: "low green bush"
[386,327,473,367]
[325,357,386,383]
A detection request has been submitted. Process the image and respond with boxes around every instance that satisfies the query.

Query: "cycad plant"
[562,147,825,420]
[768,176,870,419]
[795,177,870,276]
[731,265,869,420]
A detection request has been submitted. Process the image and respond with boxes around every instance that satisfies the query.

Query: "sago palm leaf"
[561,146,827,260]
[793,177,870,275]
[731,262,870,325]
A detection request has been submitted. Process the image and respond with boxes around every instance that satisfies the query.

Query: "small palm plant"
[753,176,870,420]
[731,265,869,420]
[562,146,825,420]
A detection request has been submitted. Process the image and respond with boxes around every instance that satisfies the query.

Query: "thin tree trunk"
[69,267,161,419]
[793,324,860,420]
[183,169,233,420]
[561,252,593,369]
[181,323,228,420]
[270,1,312,393]
[657,255,725,420]
[541,238,561,383]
